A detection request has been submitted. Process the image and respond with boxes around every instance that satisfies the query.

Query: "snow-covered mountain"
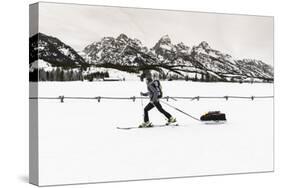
[236,59,273,79]
[29,33,87,70]
[29,32,273,82]
[83,34,273,82]
[189,41,273,81]
[83,33,154,70]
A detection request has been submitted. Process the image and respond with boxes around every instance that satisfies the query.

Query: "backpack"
[152,80,163,98]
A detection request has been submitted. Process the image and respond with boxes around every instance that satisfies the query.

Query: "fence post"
[132,96,136,102]
[59,95,64,103]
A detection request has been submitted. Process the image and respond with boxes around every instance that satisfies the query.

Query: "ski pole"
[140,95,144,120]
[161,100,201,122]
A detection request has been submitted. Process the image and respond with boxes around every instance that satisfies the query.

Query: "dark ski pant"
[144,101,172,122]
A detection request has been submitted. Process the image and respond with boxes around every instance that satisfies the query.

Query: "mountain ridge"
[29,33,273,82]
[30,33,87,69]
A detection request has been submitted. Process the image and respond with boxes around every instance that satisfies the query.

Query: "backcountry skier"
[139,77,176,128]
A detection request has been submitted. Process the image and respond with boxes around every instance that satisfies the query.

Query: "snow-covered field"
[32,81,274,186]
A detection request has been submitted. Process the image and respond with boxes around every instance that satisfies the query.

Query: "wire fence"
[29,95,274,103]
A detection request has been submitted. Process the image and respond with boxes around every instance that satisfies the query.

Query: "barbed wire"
[29,95,274,103]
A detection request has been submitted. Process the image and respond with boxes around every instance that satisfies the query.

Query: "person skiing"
[139,76,176,128]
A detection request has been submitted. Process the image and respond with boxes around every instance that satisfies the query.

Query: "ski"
[117,120,226,130]
[117,123,179,130]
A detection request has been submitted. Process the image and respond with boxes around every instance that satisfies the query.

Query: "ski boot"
[139,121,153,128]
[166,117,177,126]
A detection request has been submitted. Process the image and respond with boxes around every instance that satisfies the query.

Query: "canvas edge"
[29,2,39,186]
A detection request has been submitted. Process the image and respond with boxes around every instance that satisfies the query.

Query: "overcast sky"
[37,2,274,65]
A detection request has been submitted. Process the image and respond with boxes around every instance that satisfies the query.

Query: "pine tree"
[46,71,49,81]
[206,72,210,82]
[70,70,74,81]
[194,73,198,81]
[60,69,64,81]
[200,74,205,82]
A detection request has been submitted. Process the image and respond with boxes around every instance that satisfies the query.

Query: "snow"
[58,47,70,56]
[160,44,172,50]
[37,46,45,50]
[57,47,76,61]
[95,49,103,59]
[29,60,54,72]
[33,81,274,186]
[159,34,171,41]
[106,69,139,81]
[158,54,164,61]
[84,67,139,81]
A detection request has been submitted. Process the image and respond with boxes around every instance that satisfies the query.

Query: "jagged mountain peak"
[152,35,174,51]
[176,42,186,46]
[176,42,190,49]
[101,36,114,41]
[116,33,129,41]
[158,34,172,44]
[198,41,211,50]
[82,33,148,65]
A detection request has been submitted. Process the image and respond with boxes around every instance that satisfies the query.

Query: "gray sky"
[38,2,274,65]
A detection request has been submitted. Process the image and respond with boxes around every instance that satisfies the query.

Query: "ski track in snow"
[33,81,274,185]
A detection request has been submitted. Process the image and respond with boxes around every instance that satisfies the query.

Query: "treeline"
[30,68,83,81]
[29,68,109,81]
[150,72,220,82]
[84,71,109,81]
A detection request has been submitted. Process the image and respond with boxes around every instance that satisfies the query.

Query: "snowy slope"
[29,59,54,72]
